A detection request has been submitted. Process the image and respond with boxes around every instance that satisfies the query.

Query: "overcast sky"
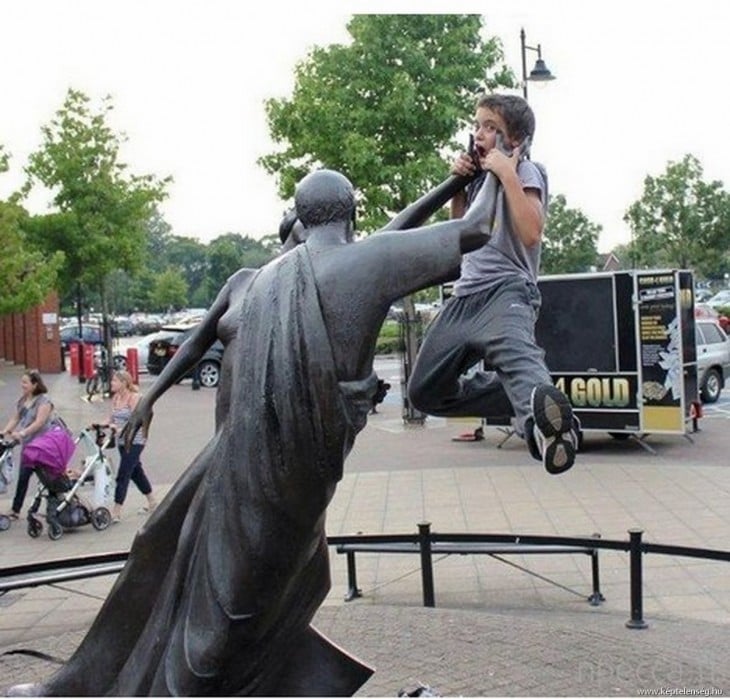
[2,0,729,252]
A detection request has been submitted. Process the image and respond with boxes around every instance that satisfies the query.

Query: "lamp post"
[520,27,555,101]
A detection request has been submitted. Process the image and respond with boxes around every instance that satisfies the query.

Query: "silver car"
[696,319,730,403]
[707,289,730,309]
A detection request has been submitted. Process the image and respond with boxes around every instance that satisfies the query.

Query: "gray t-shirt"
[453,159,547,297]
[15,394,53,444]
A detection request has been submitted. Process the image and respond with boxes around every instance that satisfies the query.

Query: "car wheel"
[700,368,722,403]
[197,360,220,388]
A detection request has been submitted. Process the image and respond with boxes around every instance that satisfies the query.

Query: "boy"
[407,93,579,474]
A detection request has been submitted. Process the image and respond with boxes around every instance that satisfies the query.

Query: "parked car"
[113,331,168,374]
[695,288,714,303]
[146,324,224,388]
[59,323,104,352]
[706,289,730,310]
[110,316,135,337]
[696,319,730,403]
[695,303,730,333]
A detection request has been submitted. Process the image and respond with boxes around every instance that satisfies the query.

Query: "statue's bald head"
[295,170,355,228]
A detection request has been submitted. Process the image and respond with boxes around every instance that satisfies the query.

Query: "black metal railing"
[1,525,728,629]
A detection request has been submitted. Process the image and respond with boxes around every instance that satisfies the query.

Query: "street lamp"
[520,27,555,101]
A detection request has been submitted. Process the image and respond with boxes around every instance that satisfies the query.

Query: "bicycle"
[86,347,112,400]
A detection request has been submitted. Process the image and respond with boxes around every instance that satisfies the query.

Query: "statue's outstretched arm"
[382,173,474,232]
[122,284,231,449]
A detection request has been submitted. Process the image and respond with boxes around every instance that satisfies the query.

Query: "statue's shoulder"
[227,267,257,287]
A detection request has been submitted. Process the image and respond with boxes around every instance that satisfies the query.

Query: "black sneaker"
[522,416,542,462]
[530,385,578,474]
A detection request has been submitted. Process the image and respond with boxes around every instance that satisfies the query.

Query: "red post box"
[82,343,95,381]
[69,342,80,376]
[126,347,139,385]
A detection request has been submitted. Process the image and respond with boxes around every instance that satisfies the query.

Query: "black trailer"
[443,269,700,442]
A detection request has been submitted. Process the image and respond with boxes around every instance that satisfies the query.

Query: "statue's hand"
[123,400,154,451]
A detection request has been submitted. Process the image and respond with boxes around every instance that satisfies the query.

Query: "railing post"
[626,529,648,629]
[418,522,435,607]
[343,551,362,602]
[588,533,605,606]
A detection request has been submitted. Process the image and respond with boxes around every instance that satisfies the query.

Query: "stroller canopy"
[22,427,76,478]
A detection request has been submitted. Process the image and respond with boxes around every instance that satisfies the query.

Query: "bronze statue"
[8,168,495,696]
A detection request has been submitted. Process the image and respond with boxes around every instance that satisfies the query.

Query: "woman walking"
[106,371,156,522]
[1,369,55,520]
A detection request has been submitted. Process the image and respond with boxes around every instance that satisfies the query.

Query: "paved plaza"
[1,358,729,695]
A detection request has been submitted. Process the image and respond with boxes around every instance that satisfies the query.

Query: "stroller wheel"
[28,517,43,538]
[91,507,112,531]
[48,521,63,541]
[0,514,10,531]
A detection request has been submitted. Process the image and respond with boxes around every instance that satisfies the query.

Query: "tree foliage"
[206,233,274,293]
[260,15,513,232]
[541,194,601,274]
[23,89,171,299]
[624,154,730,278]
[151,268,189,311]
[0,145,64,314]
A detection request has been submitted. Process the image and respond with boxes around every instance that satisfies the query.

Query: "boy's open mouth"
[475,144,487,158]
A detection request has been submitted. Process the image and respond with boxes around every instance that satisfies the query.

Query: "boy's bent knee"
[407,381,443,415]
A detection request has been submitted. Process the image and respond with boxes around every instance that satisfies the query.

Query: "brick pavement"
[1,359,730,695]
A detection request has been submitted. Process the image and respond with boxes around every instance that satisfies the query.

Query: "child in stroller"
[26,424,114,540]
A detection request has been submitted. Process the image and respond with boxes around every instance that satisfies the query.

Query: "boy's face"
[472,107,515,158]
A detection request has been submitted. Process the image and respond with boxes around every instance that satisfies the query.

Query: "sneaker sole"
[531,385,572,438]
[531,385,576,475]
[541,436,575,474]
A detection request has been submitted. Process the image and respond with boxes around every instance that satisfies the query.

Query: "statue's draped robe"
[43,246,377,696]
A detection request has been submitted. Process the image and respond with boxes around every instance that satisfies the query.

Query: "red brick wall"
[2,316,13,362]
[0,293,62,373]
[13,314,25,365]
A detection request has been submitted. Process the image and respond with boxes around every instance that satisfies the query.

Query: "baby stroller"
[26,425,113,541]
[0,437,15,531]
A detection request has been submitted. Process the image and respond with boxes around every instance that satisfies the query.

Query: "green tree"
[624,154,730,277]
[151,267,189,311]
[260,14,513,232]
[610,243,630,266]
[206,233,273,293]
[259,15,514,420]
[23,89,171,320]
[0,145,64,314]
[541,194,601,274]
[165,235,209,301]
[144,207,175,273]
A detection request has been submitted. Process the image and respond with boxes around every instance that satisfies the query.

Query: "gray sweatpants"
[407,276,552,436]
